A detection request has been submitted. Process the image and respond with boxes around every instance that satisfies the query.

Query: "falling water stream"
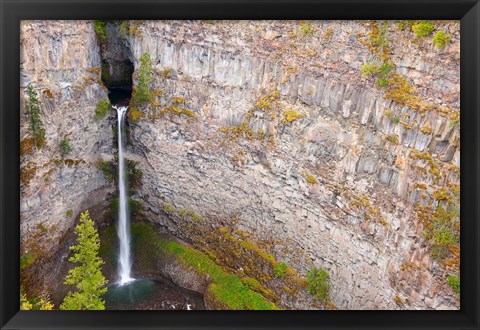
[115,105,134,285]
[104,94,205,310]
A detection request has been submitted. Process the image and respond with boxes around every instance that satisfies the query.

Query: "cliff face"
[19,20,460,310]
[120,20,460,310]
[20,20,114,294]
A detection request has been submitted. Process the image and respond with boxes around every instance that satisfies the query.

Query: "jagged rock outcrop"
[119,20,460,310]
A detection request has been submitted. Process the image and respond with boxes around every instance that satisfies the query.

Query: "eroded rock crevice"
[99,21,134,100]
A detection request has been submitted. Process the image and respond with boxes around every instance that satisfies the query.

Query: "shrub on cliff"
[60,211,108,310]
[20,287,54,310]
[59,136,72,156]
[93,20,107,44]
[447,273,460,296]
[95,99,110,119]
[273,262,288,278]
[361,61,392,87]
[25,84,46,148]
[131,53,153,106]
[433,31,451,49]
[412,20,435,38]
[307,267,330,303]
[127,106,143,123]
[361,62,380,77]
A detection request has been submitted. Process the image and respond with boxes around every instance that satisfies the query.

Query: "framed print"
[1,0,479,329]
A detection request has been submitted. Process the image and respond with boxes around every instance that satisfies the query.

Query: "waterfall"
[115,105,134,285]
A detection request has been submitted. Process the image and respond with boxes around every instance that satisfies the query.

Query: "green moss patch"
[129,222,278,310]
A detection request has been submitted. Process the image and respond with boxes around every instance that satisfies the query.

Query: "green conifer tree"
[60,211,108,310]
[25,84,46,148]
[132,53,153,105]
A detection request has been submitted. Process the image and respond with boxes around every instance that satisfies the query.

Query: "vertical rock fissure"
[97,20,134,104]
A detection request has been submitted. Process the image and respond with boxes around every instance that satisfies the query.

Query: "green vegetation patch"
[95,99,111,119]
[307,267,331,303]
[128,107,144,123]
[159,237,278,310]
[20,253,36,271]
[94,20,107,44]
[160,202,175,214]
[20,286,53,310]
[361,61,392,88]
[119,20,129,39]
[179,208,203,222]
[447,273,460,296]
[273,262,288,278]
[131,53,153,106]
[433,31,451,49]
[131,222,278,310]
[126,159,143,191]
[97,160,115,181]
[25,84,46,148]
[299,20,315,37]
[412,20,435,38]
[60,211,108,310]
[424,201,459,247]
[60,137,72,156]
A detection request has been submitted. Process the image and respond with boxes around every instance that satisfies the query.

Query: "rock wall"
[120,20,460,310]
[20,20,114,294]
[19,20,460,310]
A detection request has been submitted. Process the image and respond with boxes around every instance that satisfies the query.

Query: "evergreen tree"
[132,53,153,105]
[60,211,108,310]
[25,84,46,148]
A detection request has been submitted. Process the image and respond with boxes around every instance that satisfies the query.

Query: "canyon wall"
[20,20,115,294]
[121,20,460,310]
[19,20,460,310]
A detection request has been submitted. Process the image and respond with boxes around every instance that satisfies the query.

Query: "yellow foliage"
[305,173,318,184]
[386,134,399,144]
[420,123,433,134]
[414,182,428,190]
[384,72,451,116]
[433,187,450,201]
[171,97,185,104]
[323,27,334,40]
[283,109,304,124]
[128,107,143,123]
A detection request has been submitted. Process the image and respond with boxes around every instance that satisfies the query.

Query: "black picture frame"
[1,0,479,329]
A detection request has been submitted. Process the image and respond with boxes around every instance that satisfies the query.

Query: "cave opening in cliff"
[98,21,134,106]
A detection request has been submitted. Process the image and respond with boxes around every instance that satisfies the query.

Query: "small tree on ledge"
[25,84,46,148]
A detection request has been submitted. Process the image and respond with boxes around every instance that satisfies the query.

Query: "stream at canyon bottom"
[104,279,205,310]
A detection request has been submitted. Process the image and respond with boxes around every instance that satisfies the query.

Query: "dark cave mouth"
[98,21,135,106]
[103,58,134,106]
[108,87,132,106]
